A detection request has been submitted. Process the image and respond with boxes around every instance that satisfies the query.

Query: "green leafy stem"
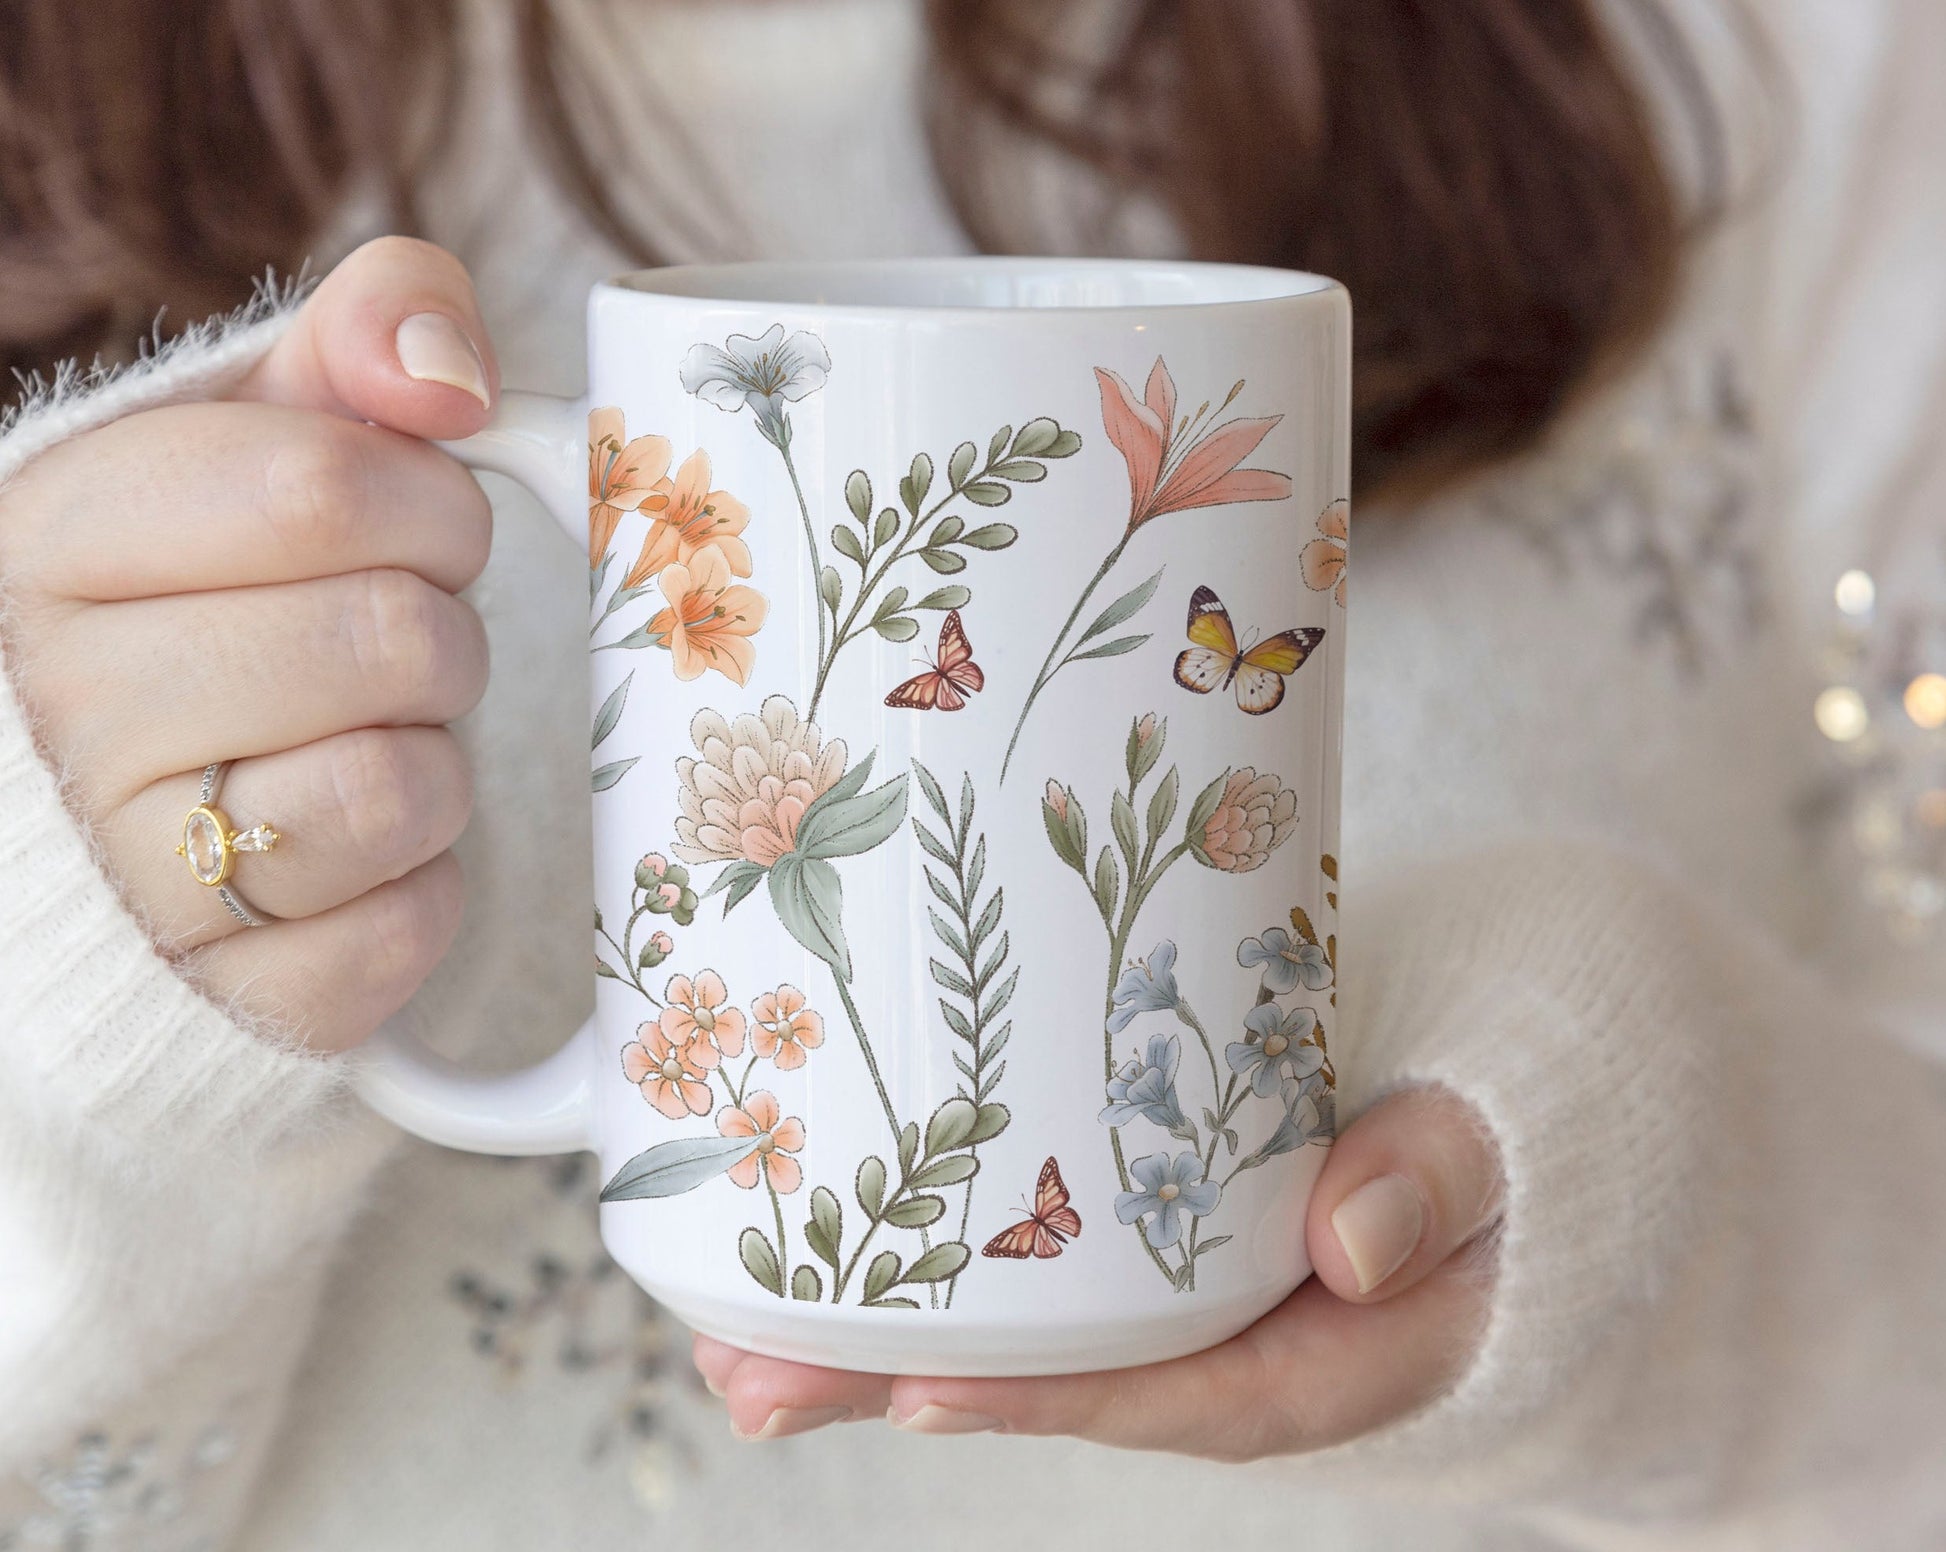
[806,418,1081,720]
[910,763,1017,1306]
[1043,715,1236,1286]
[791,1095,1008,1306]
[1000,536,1164,784]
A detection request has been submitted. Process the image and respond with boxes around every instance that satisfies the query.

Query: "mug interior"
[608,256,1338,314]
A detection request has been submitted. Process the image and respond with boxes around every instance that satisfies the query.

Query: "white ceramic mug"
[359,257,1350,1376]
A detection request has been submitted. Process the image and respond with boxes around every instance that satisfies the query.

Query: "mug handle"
[353,390,598,1156]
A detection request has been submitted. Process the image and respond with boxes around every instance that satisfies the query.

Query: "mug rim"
[600,255,1346,319]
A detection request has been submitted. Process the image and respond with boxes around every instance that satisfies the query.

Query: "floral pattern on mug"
[624,448,754,588]
[1195,768,1297,873]
[644,544,768,686]
[588,408,672,569]
[589,334,1334,1315]
[1115,1151,1222,1250]
[1047,715,1328,1291]
[658,971,745,1065]
[622,1024,713,1120]
[681,324,833,448]
[751,985,824,1070]
[1001,357,1292,781]
[1301,498,1349,608]
[672,697,849,867]
[718,1092,807,1194]
[1237,925,1333,993]
[1226,1003,1327,1098]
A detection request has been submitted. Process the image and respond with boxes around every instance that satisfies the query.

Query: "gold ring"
[175,762,281,924]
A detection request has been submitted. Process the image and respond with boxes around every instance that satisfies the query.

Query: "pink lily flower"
[1095,358,1292,531]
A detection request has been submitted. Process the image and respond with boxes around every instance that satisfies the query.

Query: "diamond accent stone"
[183,810,227,885]
[232,823,278,854]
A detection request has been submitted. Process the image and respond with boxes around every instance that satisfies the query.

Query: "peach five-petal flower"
[1300,499,1349,607]
[750,984,825,1070]
[717,1090,807,1193]
[658,969,745,1064]
[620,1024,712,1120]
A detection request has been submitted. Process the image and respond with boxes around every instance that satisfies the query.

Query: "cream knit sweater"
[2,2,1944,1549]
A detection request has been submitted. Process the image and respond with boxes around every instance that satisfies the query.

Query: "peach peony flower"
[718,1091,806,1194]
[621,1024,712,1120]
[1044,780,1069,822]
[673,696,849,866]
[645,544,768,686]
[1096,358,1291,532]
[588,407,672,568]
[1199,768,1298,873]
[657,970,745,1065]
[750,984,825,1070]
[623,448,753,589]
[1300,499,1349,608]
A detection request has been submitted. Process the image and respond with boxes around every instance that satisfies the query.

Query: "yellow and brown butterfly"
[1172,585,1324,715]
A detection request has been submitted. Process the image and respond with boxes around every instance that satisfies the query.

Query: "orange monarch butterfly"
[885,610,985,711]
[980,1156,1083,1259]
[1172,585,1324,716]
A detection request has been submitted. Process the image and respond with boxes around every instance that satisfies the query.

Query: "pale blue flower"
[680,324,831,445]
[1108,940,1181,1034]
[1245,1076,1336,1165]
[1225,1002,1326,1098]
[1115,1151,1221,1249]
[1100,1033,1191,1134]
[1237,926,1332,994]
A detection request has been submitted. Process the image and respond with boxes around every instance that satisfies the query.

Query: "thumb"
[1306,1086,1505,1303]
[238,236,499,439]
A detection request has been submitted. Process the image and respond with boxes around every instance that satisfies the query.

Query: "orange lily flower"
[1095,358,1291,531]
[646,544,768,686]
[588,407,672,567]
[622,448,753,589]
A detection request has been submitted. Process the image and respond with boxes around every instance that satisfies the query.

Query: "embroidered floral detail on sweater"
[0,1414,242,1552]
[447,1156,707,1510]
[1489,349,1763,677]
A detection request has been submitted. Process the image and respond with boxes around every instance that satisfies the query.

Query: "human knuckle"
[263,423,369,560]
[344,568,452,704]
[355,233,460,275]
[327,731,425,868]
[358,873,448,990]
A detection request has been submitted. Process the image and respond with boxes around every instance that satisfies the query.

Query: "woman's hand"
[693,1086,1505,1457]
[0,237,501,1051]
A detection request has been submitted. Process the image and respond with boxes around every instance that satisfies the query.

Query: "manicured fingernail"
[1332,1173,1425,1293]
[701,1372,728,1400]
[736,1404,851,1441]
[395,312,491,407]
[891,1404,1003,1435]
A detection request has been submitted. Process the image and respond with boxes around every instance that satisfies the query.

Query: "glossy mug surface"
[358,258,1351,1376]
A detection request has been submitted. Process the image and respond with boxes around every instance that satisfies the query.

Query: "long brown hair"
[0,0,1724,497]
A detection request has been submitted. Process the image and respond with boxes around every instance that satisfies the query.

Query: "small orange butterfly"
[981,1156,1083,1259]
[1173,585,1324,715]
[885,609,985,711]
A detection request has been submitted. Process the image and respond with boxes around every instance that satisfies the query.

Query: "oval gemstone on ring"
[183,809,228,885]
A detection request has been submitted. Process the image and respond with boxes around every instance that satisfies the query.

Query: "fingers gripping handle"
[354,391,597,1155]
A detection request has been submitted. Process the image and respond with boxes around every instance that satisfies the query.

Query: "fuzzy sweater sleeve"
[1297,841,1946,1544]
[0,292,396,1486]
